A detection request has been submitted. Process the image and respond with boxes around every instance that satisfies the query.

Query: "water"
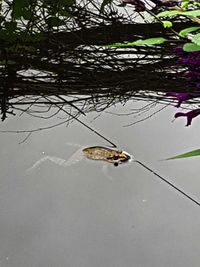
[0,101,200,267]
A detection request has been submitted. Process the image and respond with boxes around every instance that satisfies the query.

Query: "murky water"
[0,101,200,267]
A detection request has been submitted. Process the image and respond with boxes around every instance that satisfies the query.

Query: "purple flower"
[177,52,200,66]
[174,47,185,55]
[165,92,197,107]
[177,57,189,64]
[187,71,200,79]
[196,83,200,89]
[174,109,200,126]
[122,0,146,11]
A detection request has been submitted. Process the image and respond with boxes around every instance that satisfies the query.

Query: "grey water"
[0,101,200,267]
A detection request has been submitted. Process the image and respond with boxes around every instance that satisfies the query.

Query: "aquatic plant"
[165,92,198,107]
[174,108,200,126]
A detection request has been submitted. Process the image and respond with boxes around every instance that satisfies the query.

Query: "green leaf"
[166,149,200,160]
[100,0,112,12]
[162,21,173,28]
[183,42,200,52]
[192,33,200,46]
[181,0,189,10]
[181,10,200,17]
[106,43,127,48]
[194,2,200,7]
[106,37,167,48]
[157,10,181,18]
[133,37,166,45]
[179,26,200,38]
[157,10,200,18]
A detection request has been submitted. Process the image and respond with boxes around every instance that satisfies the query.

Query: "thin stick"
[70,113,117,148]
[55,95,86,116]
[52,100,117,148]
[134,160,200,207]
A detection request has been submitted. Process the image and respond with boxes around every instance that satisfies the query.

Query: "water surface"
[0,101,200,267]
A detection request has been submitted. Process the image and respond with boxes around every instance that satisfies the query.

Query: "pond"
[0,100,200,267]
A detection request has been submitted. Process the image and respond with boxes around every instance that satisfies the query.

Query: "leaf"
[179,27,200,38]
[194,2,200,7]
[157,10,200,18]
[106,43,127,48]
[183,42,200,52]
[166,149,200,160]
[181,10,200,17]
[162,21,173,28]
[106,37,167,48]
[181,0,189,10]
[100,0,112,12]
[133,37,166,45]
[192,33,200,46]
[157,10,181,18]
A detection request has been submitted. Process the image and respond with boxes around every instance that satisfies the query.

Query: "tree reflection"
[0,0,198,123]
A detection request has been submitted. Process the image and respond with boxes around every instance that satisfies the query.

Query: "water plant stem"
[54,100,117,148]
[135,160,200,207]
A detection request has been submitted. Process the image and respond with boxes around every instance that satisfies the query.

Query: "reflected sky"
[0,101,200,267]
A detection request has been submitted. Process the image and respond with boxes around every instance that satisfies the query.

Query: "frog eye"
[114,162,118,167]
[106,155,119,161]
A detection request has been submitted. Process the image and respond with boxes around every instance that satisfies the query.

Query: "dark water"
[0,101,200,267]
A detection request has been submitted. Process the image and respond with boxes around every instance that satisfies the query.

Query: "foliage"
[178,26,200,37]
[156,10,200,18]
[0,0,199,128]
[102,0,200,160]
[0,0,200,167]
[106,37,167,48]
[166,149,200,160]
[107,0,200,51]
[162,21,173,28]
[183,42,200,51]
